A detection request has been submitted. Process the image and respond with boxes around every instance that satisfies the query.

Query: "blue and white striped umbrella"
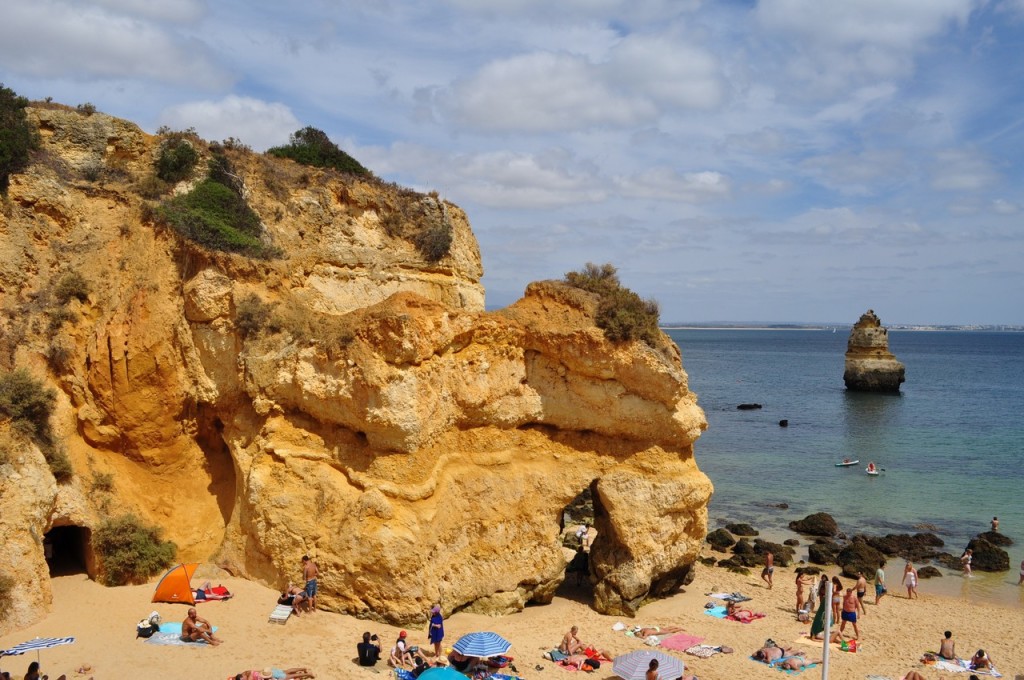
[451,631,511,658]
[1,636,75,658]
[612,649,684,680]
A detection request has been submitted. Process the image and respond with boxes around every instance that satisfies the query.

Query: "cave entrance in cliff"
[555,482,600,603]
[44,525,91,577]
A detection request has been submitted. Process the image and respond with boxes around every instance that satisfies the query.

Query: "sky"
[1,0,1022,325]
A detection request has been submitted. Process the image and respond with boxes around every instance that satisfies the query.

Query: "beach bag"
[136,619,158,638]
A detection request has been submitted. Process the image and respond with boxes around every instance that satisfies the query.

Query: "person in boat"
[843,458,851,464]
[867,462,876,473]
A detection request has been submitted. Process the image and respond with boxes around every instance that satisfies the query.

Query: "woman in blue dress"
[427,604,445,659]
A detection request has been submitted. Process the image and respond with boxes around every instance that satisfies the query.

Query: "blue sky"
[2,0,1022,325]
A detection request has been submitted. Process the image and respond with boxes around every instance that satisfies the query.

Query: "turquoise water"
[667,329,1024,605]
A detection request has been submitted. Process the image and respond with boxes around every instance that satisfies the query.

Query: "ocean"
[666,328,1024,606]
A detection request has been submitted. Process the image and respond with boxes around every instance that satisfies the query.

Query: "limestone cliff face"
[843,310,905,392]
[0,106,710,633]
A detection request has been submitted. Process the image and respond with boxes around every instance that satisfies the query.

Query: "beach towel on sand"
[685,644,720,659]
[750,655,818,674]
[932,658,1002,677]
[269,603,292,624]
[394,670,417,680]
[703,606,727,619]
[659,633,704,651]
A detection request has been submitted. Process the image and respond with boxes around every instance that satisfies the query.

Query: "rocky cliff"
[0,106,711,633]
[843,310,905,392]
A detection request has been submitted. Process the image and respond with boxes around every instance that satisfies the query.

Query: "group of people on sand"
[356,603,447,678]
[803,567,879,643]
[931,630,995,670]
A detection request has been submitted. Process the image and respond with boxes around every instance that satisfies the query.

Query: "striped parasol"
[450,631,511,658]
[1,636,75,664]
[612,649,684,680]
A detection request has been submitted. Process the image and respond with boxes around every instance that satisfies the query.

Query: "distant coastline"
[661,323,1024,331]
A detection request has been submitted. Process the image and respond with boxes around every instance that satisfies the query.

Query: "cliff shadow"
[195,404,237,525]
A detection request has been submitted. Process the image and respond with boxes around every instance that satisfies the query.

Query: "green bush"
[136,174,170,199]
[76,102,97,116]
[0,83,37,193]
[91,470,114,492]
[54,270,90,304]
[267,126,370,175]
[157,179,278,258]
[155,136,199,183]
[93,514,176,586]
[564,263,661,346]
[47,307,78,332]
[235,293,274,338]
[0,368,56,441]
[415,219,453,262]
[41,441,73,483]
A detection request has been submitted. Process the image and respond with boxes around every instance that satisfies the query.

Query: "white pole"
[821,581,833,680]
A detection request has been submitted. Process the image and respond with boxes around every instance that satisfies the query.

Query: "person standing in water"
[875,561,887,604]
[961,549,973,577]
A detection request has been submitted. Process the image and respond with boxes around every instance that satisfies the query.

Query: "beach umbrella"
[1,636,75,665]
[419,667,468,680]
[451,631,512,658]
[612,649,684,680]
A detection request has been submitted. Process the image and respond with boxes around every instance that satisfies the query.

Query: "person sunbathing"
[632,625,687,637]
[902,672,928,680]
[970,649,993,670]
[726,600,765,622]
[753,642,795,664]
[278,585,309,615]
[776,655,821,671]
[563,654,601,671]
[182,607,222,645]
[233,669,315,680]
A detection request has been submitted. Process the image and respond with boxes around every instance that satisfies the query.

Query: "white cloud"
[448,52,657,132]
[446,34,721,132]
[800,149,910,196]
[158,96,300,151]
[0,0,229,88]
[89,0,205,23]
[930,149,999,191]
[616,167,731,203]
[991,198,1019,214]
[757,0,974,49]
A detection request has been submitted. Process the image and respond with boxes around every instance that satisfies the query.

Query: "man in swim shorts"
[875,561,887,605]
[855,571,867,616]
[761,551,774,589]
[838,587,860,639]
[302,555,319,611]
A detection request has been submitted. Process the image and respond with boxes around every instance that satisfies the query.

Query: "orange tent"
[152,562,199,605]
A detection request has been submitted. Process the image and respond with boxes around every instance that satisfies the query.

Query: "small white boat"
[865,465,880,476]
[835,459,860,467]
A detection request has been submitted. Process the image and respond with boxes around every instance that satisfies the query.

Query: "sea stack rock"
[843,310,905,393]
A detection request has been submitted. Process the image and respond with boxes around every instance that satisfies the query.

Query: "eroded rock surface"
[843,310,905,392]
[0,107,711,633]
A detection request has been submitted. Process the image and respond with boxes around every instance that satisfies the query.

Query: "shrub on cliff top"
[0,83,38,193]
[267,126,370,176]
[93,514,177,586]
[564,263,661,347]
[157,158,280,258]
[155,134,200,183]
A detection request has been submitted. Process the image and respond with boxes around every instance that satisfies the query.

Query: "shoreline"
[2,562,1020,680]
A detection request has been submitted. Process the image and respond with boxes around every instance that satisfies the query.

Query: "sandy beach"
[1,562,1020,680]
